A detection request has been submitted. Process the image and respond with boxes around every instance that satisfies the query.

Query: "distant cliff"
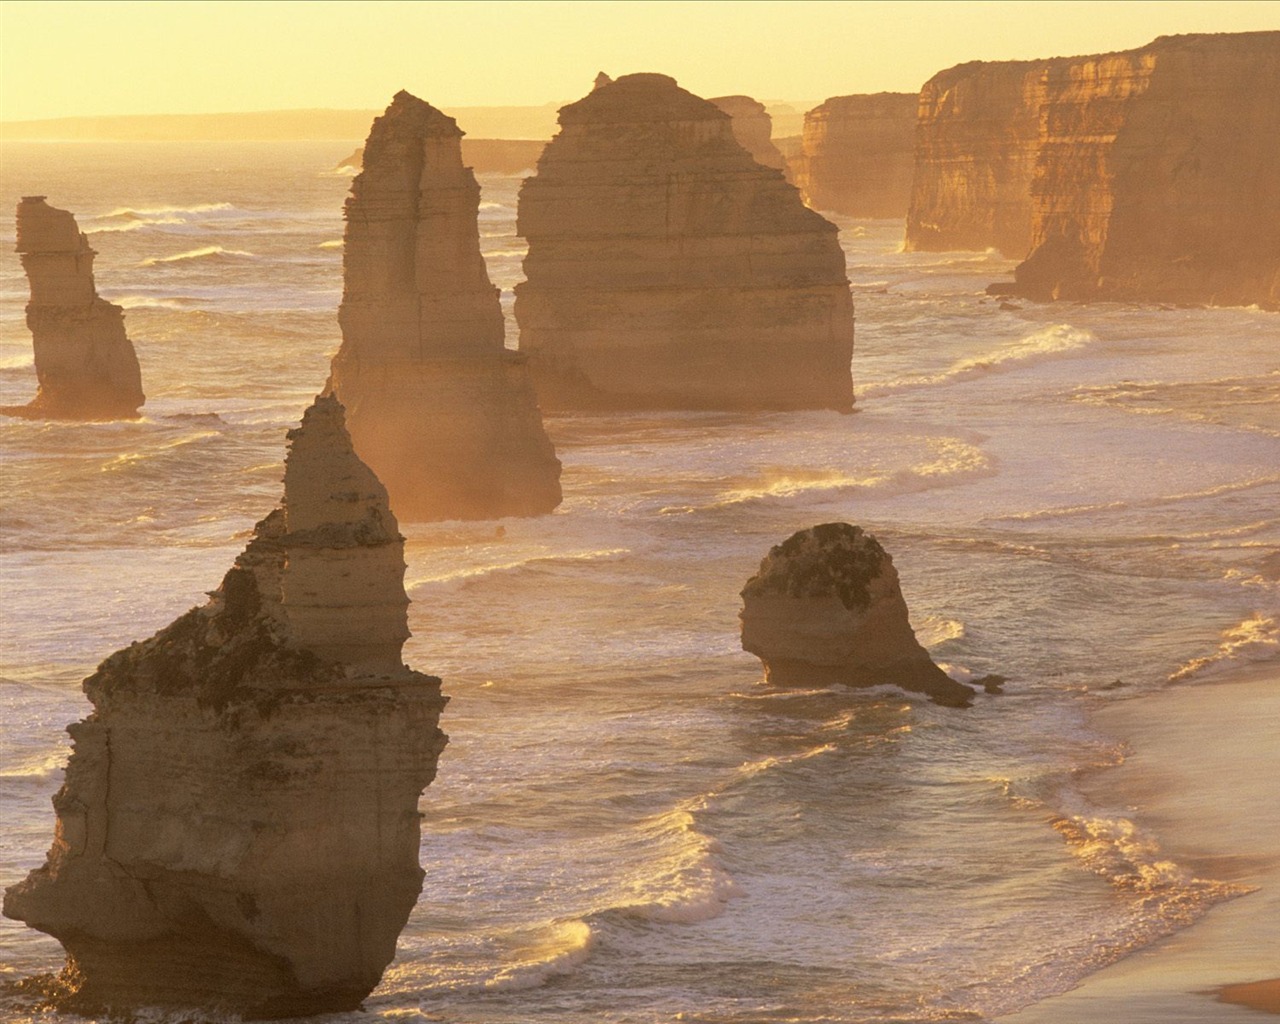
[709,94,789,174]
[796,93,918,218]
[907,31,1280,307]
[335,138,548,175]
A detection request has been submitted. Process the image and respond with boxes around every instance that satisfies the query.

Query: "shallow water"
[0,141,1277,1023]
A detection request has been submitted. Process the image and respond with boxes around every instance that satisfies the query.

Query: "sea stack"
[3,394,448,1018]
[709,94,789,174]
[1006,32,1280,307]
[515,73,854,411]
[2,197,144,420]
[740,523,975,707]
[329,91,562,521]
[795,93,918,218]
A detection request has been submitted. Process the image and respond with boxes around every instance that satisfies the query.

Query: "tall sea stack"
[515,73,854,412]
[2,197,144,420]
[329,91,562,521]
[3,394,448,1018]
[796,93,918,218]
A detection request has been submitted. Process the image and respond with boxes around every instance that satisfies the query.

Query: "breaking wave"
[1169,613,1280,682]
[140,246,256,267]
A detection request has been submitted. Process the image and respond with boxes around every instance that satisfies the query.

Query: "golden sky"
[2,0,1278,120]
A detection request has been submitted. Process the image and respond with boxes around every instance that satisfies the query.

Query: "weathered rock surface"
[329,91,561,521]
[740,523,975,707]
[709,94,789,174]
[514,73,854,411]
[1009,32,1280,307]
[2,197,144,420]
[2,394,447,1018]
[796,93,918,217]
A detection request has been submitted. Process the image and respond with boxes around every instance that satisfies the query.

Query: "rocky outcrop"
[2,394,447,1019]
[1007,32,1280,307]
[740,523,975,707]
[905,62,1052,256]
[796,93,918,218]
[709,94,789,174]
[515,73,854,411]
[1,197,144,420]
[335,138,548,175]
[328,91,561,521]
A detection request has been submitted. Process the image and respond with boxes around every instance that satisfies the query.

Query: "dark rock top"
[741,523,887,611]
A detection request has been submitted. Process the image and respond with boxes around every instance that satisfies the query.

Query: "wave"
[140,246,256,267]
[318,239,343,249]
[406,548,629,590]
[114,295,187,310]
[84,203,236,235]
[862,324,1097,397]
[0,353,34,369]
[1168,612,1280,682]
[0,749,67,782]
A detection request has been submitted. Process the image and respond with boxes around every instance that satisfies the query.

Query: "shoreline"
[999,660,1280,1022]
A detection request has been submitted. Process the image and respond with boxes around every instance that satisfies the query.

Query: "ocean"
[1,140,1277,1023]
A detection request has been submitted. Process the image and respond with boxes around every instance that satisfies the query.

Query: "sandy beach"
[1000,663,1280,1023]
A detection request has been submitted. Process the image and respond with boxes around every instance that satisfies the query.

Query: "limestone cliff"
[740,523,975,707]
[3,394,447,1019]
[2,197,144,420]
[1009,32,1280,307]
[796,93,918,218]
[515,73,854,411]
[329,91,561,521]
[905,61,1053,257]
[709,94,789,175]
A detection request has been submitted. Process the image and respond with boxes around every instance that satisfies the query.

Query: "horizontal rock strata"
[515,73,854,412]
[329,91,561,520]
[740,523,975,707]
[2,197,144,419]
[2,394,447,1019]
[796,93,918,218]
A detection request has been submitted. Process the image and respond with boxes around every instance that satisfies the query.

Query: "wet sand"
[1000,663,1280,1022]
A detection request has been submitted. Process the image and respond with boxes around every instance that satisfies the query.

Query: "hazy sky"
[2,0,1278,120]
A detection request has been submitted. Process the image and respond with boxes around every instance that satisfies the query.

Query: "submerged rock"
[329,91,562,521]
[2,197,144,420]
[740,523,976,707]
[3,394,448,1018]
[515,73,854,411]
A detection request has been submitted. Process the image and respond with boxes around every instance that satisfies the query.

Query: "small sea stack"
[329,90,562,521]
[795,93,918,218]
[3,394,448,1019]
[740,523,976,707]
[2,197,144,420]
[515,72,854,412]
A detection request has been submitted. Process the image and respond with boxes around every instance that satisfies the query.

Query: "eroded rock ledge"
[3,394,447,1019]
[329,91,562,521]
[515,73,854,411]
[740,523,976,707]
[2,197,144,420]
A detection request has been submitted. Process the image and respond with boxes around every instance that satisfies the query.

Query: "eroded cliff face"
[2,197,144,420]
[740,523,976,707]
[515,73,854,412]
[1011,32,1280,306]
[709,94,789,174]
[905,62,1053,257]
[2,394,447,1019]
[796,93,918,218]
[329,91,561,521]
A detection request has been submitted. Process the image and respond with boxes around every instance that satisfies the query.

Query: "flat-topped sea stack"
[3,394,448,1018]
[1007,32,1280,307]
[515,73,854,411]
[709,94,789,175]
[2,197,144,420]
[329,91,561,521]
[796,93,918,218]
[740,523,975,707]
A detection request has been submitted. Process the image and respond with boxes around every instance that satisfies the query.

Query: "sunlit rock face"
[329,91,561,521]
[2,394,448,1019]
[740,523,975,707]
[905,61,1052,257]
[1,197,144,420]
[1010,32,1280,307]
[796,93,918,218]
[709,94,789,174]
[515,73,854,412]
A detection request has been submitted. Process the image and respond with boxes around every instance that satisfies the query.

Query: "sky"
[2,0,1278,120]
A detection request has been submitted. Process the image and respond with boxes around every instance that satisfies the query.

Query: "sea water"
[0,141,1277,1023]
